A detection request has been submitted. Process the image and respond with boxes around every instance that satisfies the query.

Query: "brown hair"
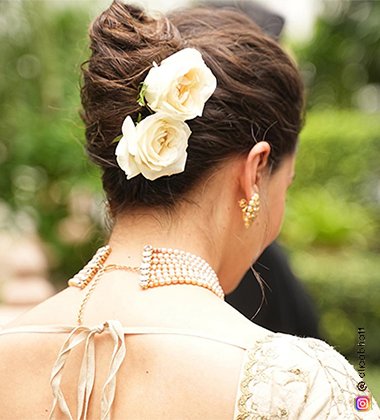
[80,1,305,217]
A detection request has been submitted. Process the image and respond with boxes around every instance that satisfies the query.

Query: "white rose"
[115,113,191,181]
[143,48,217,120]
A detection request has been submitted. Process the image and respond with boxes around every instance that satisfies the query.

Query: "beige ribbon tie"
[48,320,126,420]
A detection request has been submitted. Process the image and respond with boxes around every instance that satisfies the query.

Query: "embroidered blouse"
[0,320,379,420]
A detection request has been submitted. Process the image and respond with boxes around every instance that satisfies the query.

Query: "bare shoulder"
[207,297,275,345]
[0,282,273,361]
[0,286,82,331]
[0,290,276,420]
[0,288,76,358]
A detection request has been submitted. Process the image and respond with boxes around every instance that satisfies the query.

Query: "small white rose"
[115,113,191,181]
[143,48,217,120]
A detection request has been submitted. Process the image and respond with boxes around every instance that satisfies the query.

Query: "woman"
[0,2,378,419]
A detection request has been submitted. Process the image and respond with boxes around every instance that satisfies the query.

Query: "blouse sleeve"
[297,337,380,420]
[235,333,380,420]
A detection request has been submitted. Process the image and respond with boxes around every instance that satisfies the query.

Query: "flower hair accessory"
[115,48,217,181]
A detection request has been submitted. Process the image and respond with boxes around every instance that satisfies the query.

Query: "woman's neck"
[104,169,262,297]
[107,211,221,276]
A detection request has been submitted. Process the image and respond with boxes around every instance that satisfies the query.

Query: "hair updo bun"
[79,0,305,217]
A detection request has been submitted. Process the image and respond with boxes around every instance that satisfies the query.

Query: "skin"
[1,141,296,330]
[107,140,296,295]
[0,141,297,420]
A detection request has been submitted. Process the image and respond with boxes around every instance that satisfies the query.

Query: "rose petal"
[143,48,217,120]
[116,153,141,180]
[116,140,141,180]
[137,114,163,170]
[121,115,138,156]
[134,115,191,180]
[115,116,142,179]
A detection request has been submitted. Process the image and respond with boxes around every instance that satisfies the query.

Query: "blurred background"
[0,0,379,398]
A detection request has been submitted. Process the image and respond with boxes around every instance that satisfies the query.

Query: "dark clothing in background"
[203,0,285,41]
[226,242,321,339]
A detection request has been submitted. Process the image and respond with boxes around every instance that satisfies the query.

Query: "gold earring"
[238,193,260,228]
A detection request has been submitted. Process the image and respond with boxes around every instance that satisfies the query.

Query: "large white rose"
[115,113,191,181]
[143,48,217,120]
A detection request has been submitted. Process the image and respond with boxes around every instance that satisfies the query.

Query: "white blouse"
[0,320,379,419]
[234,332,380,420]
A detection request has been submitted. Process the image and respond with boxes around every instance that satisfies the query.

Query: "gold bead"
[238,193,260,228]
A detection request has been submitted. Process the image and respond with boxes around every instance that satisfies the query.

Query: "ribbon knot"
[93,322,107,335]
[48,320,126,420]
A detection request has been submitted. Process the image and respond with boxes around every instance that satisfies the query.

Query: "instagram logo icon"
[355,396,371,411]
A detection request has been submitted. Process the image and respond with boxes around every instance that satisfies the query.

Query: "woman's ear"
[243,141,271,198]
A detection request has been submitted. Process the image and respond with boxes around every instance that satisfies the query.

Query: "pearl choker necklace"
[68,245,225,325]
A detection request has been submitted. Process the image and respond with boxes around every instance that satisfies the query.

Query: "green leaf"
[136,113,142,124]
[137,82,147,107]
[111,134,123,144]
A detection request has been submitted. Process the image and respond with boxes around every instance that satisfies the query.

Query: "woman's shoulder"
[236,332,380,420]
[0,286,84,331]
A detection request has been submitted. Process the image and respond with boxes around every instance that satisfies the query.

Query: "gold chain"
[77,264,140,325]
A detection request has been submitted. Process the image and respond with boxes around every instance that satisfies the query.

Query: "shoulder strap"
[0,321,275,350]
[1,320,279,420]
[117,326,265,350]
[0,324,80,335]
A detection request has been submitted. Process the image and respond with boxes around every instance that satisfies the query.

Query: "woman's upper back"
[0,281,273,420]
[1,281,379,420]
[0,321,253,419]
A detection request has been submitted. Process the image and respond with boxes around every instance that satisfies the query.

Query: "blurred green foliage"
[282,110,380,252]
[279,110,380,364]
[294,0,380,110]
[286,248,380,362]
[0,0,379,374]
[0,1,105,285]
[281,113,380,361]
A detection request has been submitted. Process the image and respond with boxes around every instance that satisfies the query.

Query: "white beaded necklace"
[68,245,225,325]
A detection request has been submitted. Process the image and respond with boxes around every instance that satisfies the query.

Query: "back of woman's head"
[80,0,305,218]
